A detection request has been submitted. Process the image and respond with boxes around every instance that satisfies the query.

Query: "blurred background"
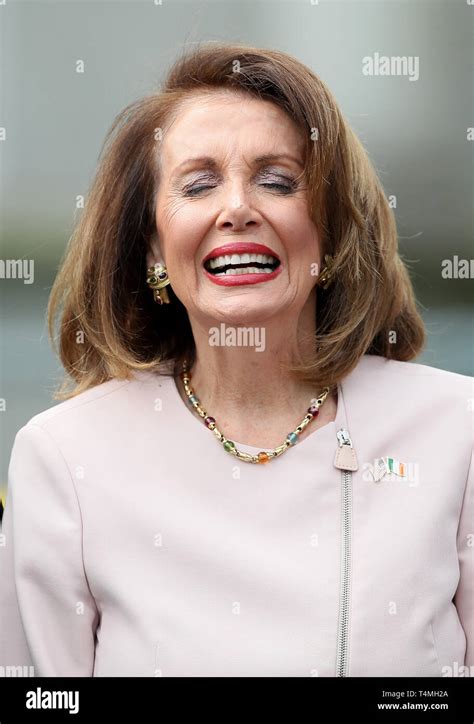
[0,0,473,505]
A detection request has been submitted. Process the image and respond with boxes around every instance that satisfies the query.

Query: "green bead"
[223,440,235,452]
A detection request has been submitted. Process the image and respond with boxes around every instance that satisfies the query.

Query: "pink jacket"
[0,354,472,677]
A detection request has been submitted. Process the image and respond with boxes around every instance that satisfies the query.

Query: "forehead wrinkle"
[169,151,305,181]
[155,93,307,190]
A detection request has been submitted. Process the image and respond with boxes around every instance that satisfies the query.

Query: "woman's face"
[150,91,321,326]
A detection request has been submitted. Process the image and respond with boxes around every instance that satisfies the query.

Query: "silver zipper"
[335,428,353,677]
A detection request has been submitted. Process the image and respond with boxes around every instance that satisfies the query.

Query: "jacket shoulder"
[20,369,173,435]
[347,355,473,447]
[354,354,473,387]
[342,355,473,481]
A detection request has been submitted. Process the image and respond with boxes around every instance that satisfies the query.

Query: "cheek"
[157,203,206,262]
[276,214,319,256]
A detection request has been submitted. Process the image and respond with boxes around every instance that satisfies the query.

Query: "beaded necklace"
[179,360,332,464]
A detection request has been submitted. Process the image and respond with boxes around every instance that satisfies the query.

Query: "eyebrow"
[171,153,304,178]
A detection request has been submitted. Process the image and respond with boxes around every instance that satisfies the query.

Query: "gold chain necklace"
[180,360,332,464]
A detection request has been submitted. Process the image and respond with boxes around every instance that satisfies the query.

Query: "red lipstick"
[202,242,280,264]
[202,242,282,287]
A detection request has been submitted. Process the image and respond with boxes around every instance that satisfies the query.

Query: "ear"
[146,233,165,270]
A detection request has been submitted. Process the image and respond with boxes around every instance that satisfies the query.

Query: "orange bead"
[257,452,270,464]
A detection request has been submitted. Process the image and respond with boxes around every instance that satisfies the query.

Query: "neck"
[174,301,337,448]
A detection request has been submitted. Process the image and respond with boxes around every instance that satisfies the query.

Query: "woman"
[0,42,472,678]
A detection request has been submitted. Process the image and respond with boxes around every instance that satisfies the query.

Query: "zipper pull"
[336,429,352,447]
[334,428,358,471]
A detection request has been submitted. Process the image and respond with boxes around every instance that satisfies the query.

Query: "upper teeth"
[208,253,277,269]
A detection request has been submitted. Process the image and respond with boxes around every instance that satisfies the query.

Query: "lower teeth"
[214,266,274,276]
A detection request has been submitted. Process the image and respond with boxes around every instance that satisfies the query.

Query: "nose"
[215,184,262,232]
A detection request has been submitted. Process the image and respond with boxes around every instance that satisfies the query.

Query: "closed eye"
[261,182,294,193]
[183,180,296,197]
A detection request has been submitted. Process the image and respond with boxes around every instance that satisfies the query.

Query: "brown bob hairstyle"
[48,41,426,400]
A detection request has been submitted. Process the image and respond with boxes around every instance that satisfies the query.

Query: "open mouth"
[204,252,281,276]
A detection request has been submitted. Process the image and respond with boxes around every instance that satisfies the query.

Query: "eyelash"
[183,178,297,197]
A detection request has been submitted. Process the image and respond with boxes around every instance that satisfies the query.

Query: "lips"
[203,264,282,286]
[202,242,283,287]
[203,242,280,265]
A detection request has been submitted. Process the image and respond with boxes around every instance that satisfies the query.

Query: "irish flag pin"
[371,456,407,482]
[386,457,407,477]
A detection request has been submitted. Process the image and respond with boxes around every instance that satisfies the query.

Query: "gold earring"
[317,254,335,289]
[146,263,171,305]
